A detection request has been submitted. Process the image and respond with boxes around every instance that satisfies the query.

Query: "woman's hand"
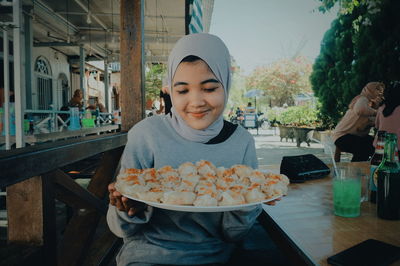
[108,182,145,216]
[264,197,282,206]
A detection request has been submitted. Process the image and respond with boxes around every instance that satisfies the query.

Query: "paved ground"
[249,128,351,167]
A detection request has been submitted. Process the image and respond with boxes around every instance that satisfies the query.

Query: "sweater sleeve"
[107,205,154,238]
[242,135,258,168]
[221,205,262,242]
[354,97,377,117]
[107,120,156,238]
[120,122,155,170]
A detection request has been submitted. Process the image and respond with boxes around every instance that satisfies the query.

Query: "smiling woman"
[106,33,278,266]
[171,56,225,130]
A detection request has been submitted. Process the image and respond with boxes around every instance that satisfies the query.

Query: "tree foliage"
[246,56,312,107]
[145,63,166,102]
[311,0,400,128]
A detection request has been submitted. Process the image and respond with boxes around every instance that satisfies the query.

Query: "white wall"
[31,47,70,110]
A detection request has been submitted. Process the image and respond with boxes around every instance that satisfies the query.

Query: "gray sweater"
[107,115,261,265]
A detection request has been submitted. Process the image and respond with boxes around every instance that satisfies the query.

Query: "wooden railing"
[0,132,127,265]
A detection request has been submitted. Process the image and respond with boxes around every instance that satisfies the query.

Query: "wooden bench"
[0,133,127,265]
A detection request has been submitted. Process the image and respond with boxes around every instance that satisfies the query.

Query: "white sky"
[209,0,338,74]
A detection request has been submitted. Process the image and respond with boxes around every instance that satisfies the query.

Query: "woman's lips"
[190,111,208,118]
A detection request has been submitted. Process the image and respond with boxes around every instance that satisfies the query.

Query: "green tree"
[310,12,357,128]
[311,0,400,128]
[246,56,312,107]
[145,63,166,102]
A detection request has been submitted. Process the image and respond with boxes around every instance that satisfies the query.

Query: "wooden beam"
[58,209,101,266]
[7,174,57,265]
[0,133,127,188]
[53,169,107,215]
[7,176,45,245]
[120,0,145,131]
[87,147,124,198]
[82,217,122,266]
[57,147,123,266]
[42,173,57,266]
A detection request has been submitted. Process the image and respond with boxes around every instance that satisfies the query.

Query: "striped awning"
[189,0,204,33]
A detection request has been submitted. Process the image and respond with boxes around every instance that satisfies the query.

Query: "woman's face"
[171,59,225,130]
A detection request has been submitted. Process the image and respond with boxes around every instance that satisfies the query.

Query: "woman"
[68,89,83,109]
[374,82,400,150]
[107,33,278,265]
[333,82,384,162]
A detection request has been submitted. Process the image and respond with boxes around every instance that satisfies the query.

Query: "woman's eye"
[177,89,188,94]
[204,87,218,93]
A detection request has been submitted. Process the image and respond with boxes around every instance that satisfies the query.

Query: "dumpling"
[219,190,245,206]
[196,160,217,176]
[157,165,179,179]
[261,179,287,198]
[140,168,158,182]
[247,170,266,185]
[231,165,253,179]
[135,191,163,203]
[195,181,217,197]
[160,175,180,191]
[162,191,196,205]
[156,165,179,190]
[178,162,198,178]
[193,194,218,206]
[216,166,226,179]
[264,172,290,186]
[244,184,266,203]
[115,179,147,198]
[215,176,234,192]
[177,179,197,192]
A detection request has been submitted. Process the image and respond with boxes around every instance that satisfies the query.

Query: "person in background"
[246,102,256,113]
[160,75,172,114]
[68,89,84,110]
[374,81,400,150]
[107,33,282,266]
[333,82,385,162]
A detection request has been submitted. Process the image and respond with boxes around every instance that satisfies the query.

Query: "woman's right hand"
[108,182,145,216]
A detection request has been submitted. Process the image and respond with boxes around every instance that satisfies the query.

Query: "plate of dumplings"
[115,160,289,212]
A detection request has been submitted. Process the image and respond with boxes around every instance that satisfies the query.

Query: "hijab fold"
[166,33,231,143]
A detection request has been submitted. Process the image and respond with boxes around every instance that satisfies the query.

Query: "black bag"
[280,154,330,183]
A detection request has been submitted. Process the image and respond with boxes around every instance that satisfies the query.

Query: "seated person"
[68,89,84,109]
[245,102,256,113]
[374,82,400,151]
[333,82,384,162]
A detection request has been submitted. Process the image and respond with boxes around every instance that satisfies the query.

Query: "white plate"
[122,194,281,212]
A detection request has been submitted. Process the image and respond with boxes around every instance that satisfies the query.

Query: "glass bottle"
[369,131,385,203]
[376,133,400,220]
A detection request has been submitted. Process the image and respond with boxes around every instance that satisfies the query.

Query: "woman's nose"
[188,91,206,107]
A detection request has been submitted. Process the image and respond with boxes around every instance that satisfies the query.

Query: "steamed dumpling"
[162,191,196,205]
[196,160,217,176]
[193,194,218,206]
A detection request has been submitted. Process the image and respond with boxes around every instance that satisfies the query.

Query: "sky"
[209,0,339,74]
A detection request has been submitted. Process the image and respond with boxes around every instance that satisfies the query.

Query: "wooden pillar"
[7,175,57,265]
[120,0,145,131]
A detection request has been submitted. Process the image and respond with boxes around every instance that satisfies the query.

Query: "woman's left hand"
[264,197,282,206]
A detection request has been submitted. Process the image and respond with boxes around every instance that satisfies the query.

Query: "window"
[34,57,53,110]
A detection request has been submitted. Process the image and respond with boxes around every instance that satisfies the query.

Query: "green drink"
[333,177,361,217]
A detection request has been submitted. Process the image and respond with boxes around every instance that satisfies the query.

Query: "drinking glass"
[333,166,361,218]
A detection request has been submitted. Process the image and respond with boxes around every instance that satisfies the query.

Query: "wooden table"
[258,162,400,266]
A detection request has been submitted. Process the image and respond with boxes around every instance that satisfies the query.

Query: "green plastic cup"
[333,167,361,218]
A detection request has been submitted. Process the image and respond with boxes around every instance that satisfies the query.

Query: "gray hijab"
[166,33,231,143]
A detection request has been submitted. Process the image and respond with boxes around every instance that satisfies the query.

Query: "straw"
[310,136,340,178]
